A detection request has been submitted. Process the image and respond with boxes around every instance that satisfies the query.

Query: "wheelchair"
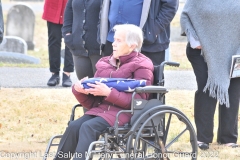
[43,61,198,160]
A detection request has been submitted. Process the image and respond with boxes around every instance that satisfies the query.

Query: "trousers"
[186,43,240,143]
[72,54,101,80]
[55,115,110,160]
[47,21,74,73]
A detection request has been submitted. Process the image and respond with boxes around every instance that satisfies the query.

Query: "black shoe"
[47,73,60,86]
[62,73,72,87]
[198,142,209,150]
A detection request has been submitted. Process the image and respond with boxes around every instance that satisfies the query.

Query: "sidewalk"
[0,67,197,90]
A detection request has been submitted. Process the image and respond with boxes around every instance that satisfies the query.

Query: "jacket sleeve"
[72,85,104,110]
[104,66,154,109]
[62,0,73,36]
[180,1,199,41]
[154,0,178,34]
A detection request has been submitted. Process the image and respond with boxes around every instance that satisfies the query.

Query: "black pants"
[47,21,74,73]
[55,115,110,160]
[186,43,240,143]
[102,41,165,65]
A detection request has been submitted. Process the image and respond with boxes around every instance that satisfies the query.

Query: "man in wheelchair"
[54,24,154,160]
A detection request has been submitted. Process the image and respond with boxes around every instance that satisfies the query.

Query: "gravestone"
[6,3,35,50]
[0,36,40,64]
[0,36,27,54]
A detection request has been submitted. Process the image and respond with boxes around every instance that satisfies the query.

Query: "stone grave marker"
[6,3,35,50]
[0,36,27,54]
[0,36,40,64]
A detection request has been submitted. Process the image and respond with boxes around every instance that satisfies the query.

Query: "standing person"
[54,24,154,160]
[42,0,74,87]
[99,0,179,65]
[180,0,240,150]
[62,0,102,81]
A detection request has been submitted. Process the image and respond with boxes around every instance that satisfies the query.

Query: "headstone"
[0,36,27,54]
[6,3,35,50]
[0,51,40,64]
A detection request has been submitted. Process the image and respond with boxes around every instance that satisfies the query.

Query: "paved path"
[0,2,194,90]
[0,67,197,90]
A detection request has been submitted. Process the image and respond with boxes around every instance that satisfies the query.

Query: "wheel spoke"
[165,127,188,149]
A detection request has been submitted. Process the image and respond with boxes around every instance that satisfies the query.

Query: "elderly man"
[54,24,154,160]
[99,0,179,65]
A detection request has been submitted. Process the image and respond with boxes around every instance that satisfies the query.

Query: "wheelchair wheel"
[126,107,197,160]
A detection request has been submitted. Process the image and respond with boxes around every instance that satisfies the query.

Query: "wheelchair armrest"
[135,86,168,94]
[68,104,83,124]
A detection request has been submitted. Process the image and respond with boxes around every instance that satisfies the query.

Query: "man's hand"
[85,81,111,97]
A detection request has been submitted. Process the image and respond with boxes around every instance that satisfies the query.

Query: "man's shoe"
[47,73,60,86]
[62,73,72,87]
[198,142,209,150]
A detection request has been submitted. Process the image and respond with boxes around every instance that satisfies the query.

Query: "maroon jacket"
[72,52,154,126]
[42,0,68,24]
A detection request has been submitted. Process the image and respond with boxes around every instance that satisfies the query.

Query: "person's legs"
[62,46,74,87]
[47,21,62,73]
[217,77,240,144]
[141,50,165,66]
[74,116,110,160]
[47,21,62,86]
[186,43,217,143]
[54,115,95,160]
[89,54,102,75]
[63,46,74,73]
[72,55,94,80]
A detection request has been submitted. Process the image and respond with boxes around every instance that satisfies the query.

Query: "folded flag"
[82,78,147,92]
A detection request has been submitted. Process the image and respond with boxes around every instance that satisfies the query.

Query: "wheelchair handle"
[158,61,180,86]
[163,61,180,67]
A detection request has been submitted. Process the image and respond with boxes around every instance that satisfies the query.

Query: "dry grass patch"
[0,89,240,159]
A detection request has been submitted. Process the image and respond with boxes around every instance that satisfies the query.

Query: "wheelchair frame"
[43,61,198,160]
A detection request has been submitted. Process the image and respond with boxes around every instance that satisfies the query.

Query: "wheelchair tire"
[126,107,198,160]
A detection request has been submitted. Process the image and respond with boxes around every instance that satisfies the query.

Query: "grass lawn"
[0,1,239,160]
[0,88,240,160]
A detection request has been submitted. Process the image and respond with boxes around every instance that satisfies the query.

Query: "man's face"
[112,30,133,59]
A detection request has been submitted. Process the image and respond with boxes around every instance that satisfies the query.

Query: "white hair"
[113,24,143,52]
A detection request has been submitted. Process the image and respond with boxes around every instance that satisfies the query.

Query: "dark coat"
[72,52,154,126]
[42,0,68,24]
[62,0,102,57]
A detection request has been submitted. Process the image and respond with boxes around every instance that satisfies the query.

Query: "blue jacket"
[99,0,179,52]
